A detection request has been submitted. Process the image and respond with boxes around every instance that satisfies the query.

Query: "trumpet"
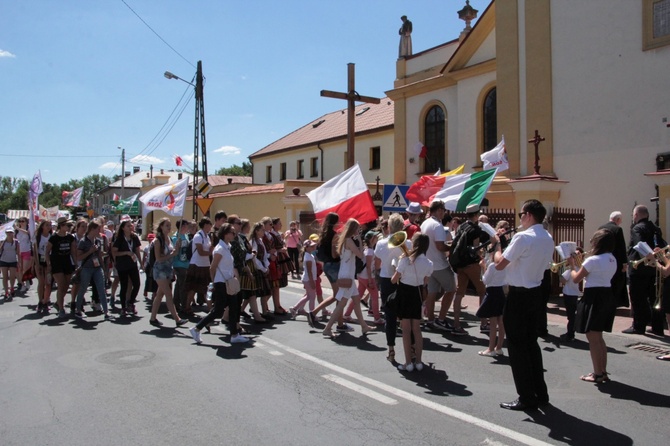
[550,251,587,273]
[631,246,670,269]
[388,230,410,257]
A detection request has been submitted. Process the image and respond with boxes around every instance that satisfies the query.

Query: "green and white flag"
[431,168,497,212]
[116,192,140,213]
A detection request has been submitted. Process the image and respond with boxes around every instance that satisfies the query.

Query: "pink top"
[283,229,303,249]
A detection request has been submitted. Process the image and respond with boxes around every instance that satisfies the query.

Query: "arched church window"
[424,105,445,173]
[483,87,497,152]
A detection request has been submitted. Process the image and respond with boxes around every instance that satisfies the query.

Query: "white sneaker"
[415,362,424,371]
[189,327,202,344]
[231,334,250,344]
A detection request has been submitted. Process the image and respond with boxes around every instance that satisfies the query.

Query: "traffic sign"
[382,184,410,212]
[196,197,214,215]
[196,179,213,197]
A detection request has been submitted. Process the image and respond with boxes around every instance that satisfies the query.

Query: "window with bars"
[644,0,670,49]
[424,106,445,173]
[482,87,497,153]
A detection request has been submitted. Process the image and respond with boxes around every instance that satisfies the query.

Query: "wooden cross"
[321,63,380,169]
[528,129,545,176]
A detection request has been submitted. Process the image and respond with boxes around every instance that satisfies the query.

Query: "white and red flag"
[175,155,184,166]
[306,164,378,225]
[414,142,427,159]
[63,187,84,207]
[139,177,189,218]
[405,165,464,207]
[480,136,508,173]
[28,170,43,236]
[112,193,120,201]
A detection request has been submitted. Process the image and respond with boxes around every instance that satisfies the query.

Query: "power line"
[120,0,196,69]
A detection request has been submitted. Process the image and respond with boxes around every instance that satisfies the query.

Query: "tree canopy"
[215,162,252,177]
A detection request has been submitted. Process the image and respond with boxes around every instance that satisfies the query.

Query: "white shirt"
[394,254,434,287]
[483,261,506,287]
[582,253,617,288]
[357,247,375,280]
[190,230,211,267]
[302,250,317,283]
[420,216,450,271]
[561,269,582,296]
[502,224,554,288]
[374,236,410,278]
[213,241,235,283]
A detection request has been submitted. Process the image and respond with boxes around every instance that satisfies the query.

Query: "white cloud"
[129,154,164,164]
[99,162,119,169]
[182,153,194,161]
[213,145,241,156]
[0,49,16,58]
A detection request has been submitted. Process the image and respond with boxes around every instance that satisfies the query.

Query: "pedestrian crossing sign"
[382,184,410,211]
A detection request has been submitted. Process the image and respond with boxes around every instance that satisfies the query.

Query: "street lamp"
[164,60,209,220]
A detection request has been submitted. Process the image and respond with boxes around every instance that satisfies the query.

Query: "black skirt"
[575,286,616,333]
[476,286,506,318]
[397,281,423,320]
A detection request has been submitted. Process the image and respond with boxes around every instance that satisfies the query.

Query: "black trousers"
[380,277,398,347]
[564,294,578,338]
[629,274,665,333]
[503,286,549,405]
[196,282,240,336]
[118,267,140,309]
[287,247,300,274]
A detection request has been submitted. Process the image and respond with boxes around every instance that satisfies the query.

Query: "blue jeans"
[76,267,108,313]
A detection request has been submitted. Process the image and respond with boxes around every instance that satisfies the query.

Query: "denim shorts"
[323,261,340,284]
[152,260,174,281]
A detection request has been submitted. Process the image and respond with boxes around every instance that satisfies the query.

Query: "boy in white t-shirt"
[289,239,318,326]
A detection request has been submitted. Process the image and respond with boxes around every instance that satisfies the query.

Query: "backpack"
[185,236,194,262]
[148,237,164,269]
[449,222,480,270]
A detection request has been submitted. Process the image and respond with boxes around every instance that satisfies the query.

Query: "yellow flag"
[440,165,464,177]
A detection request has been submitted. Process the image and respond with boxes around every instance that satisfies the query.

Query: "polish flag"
[405,165,465,207]
[175,155,183,166]
[306,164,378,225]
[112,193,120,201]
[414,142,427,159]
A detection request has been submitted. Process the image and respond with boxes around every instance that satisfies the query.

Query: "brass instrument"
[631,246,670,269]
[388,231,410,257]
[550,251,587,273]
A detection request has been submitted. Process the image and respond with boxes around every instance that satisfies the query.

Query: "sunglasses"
[518,211,528,218]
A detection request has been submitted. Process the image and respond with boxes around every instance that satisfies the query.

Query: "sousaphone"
[388,231,410,256]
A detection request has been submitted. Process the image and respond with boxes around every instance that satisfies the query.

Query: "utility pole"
[193,60,208,220]
[118,146,125,198]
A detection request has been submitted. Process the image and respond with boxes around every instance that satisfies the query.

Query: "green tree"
[215,162,252,177]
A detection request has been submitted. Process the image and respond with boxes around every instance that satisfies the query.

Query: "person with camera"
[284,220,303,279]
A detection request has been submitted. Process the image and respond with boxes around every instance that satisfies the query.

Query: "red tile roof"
[207,183,285,198]
[250,98,394,158]
[207,175,253,186]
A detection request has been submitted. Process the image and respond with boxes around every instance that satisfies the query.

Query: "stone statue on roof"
[399,15,413,58]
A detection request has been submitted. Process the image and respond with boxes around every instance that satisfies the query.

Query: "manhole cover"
[627,342,670,355]
[96,350,156,368]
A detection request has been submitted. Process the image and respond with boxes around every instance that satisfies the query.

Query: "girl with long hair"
[33,220,53,312]
[149,218,188,327]
[322,218,374,337]
[391,233,433,371]
[112,220,142,316]
[45,218,76,319]
[0,228,21,300]
[74,220,111,320]
[251,221,273,317]
[568,229,617,384]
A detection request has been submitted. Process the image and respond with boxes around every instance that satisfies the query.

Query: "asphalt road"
[1,277,669,446]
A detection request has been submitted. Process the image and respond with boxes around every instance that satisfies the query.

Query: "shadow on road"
[597,381,670,408]
[527,404,633,446]
[398,364,473,397]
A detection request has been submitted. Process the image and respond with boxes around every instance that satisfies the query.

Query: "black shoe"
[149,319,163,327]
[500,399,538,411]
[559,333,575,342]
[646,328,664,336]
[622,326,644,334]
[306,311,315,328]
[176,319,189,327]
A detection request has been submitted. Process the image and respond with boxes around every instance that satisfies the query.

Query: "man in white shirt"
[420,200,456,330]
[494,199,554,411]
[184,217,213,313]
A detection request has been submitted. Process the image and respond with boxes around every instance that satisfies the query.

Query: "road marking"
[254,341,283,356]
[322,374,399,405]
[261,337,552,446]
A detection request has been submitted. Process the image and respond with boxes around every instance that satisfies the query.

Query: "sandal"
[274,307,288,315]
[387,348,395,363]
[580,372,604,383]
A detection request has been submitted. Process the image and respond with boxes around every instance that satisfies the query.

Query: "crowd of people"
[1,200,669,410]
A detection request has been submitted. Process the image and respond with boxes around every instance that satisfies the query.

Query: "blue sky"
[0,0,486,187]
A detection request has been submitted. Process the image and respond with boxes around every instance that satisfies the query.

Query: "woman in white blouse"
[391,234,433,372]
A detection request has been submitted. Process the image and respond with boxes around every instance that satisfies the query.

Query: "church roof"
[249,98,394,159]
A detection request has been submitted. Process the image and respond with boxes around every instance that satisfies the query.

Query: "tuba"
[388,231,410,257]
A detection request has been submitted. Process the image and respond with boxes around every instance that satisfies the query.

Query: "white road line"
[253,341,283,356]
[322,374,399,405]
[261,337,552,446]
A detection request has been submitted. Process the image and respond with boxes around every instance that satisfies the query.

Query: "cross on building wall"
[321,63,380,169]
[528,129,545,176]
